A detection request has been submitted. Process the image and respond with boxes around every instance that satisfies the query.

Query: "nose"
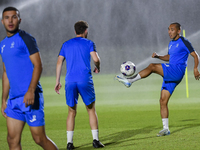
[8,17,12,23]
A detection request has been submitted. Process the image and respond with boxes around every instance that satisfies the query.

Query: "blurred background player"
[115,22,200,136]
[55,20,104,149]
[0,7,58,150]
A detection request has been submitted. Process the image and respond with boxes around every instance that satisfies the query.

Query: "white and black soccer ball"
[120,61,136,77]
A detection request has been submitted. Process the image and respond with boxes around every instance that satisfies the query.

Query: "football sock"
[91,129,99,141]
[162,118,169,130]
[67,131,74,143]
[128,74,141,83]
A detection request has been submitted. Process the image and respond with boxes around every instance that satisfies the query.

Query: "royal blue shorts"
[4,92,45,127]
[161,63,185,94]
[65,81,96,107]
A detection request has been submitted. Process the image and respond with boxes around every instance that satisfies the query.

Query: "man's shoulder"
[18,30,35,39]
[179,36,194,52]
[179,36,191,44]
[65,37,94,45]
[0,36,7,43]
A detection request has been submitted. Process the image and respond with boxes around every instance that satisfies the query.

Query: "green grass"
[0,73,200,150]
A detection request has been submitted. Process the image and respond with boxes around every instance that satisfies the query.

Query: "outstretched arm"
[152,52,170,61]
[90,51,100,73]
[190,51,200,80]
[55,55,65,94]
[1,63,9,118]
[23,52,42,107]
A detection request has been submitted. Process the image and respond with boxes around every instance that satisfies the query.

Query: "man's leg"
[7,117,25,150]
[86,102,98,131]
[66,105,77,149]
[30,126,58,150]
[67,105,77,131]
[157,89,171,136]
[160,89,171,119]
[130,63,164,81]
[116,63,163,87]
[86,102,104,148]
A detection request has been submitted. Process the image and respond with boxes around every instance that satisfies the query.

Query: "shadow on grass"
[58,125,158,150]
[59,146,94,150]
[101,125,158,147]
[58,120,200,149]
[171,119,200,134]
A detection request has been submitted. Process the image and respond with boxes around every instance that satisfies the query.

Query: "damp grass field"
[0,73,200,150]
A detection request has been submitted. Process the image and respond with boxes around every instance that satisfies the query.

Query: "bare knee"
[148,63,156,71]
[68,109,77,118]
[7,134,20,148]
[33,135,47,146]
[159,97,168,108]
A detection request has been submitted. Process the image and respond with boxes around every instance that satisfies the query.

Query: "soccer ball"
[120,61,136,77]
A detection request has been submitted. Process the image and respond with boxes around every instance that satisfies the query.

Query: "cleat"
[115,75,132,87]
[93,139,104,148]
[67,142,75,150]
[157,129,170,137]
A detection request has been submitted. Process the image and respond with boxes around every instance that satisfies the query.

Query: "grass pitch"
[0,73,200,150]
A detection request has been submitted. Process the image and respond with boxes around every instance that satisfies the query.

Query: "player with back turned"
[0,7,58,150]
[55,20,104,149]
[116,22,200,136]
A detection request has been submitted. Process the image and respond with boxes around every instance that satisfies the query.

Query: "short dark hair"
[74,21,89,35]
[171,22,181,30]
[2,7,20,18]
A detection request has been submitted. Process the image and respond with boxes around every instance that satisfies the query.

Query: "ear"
[19,18,21,24]
[178,29,181,34]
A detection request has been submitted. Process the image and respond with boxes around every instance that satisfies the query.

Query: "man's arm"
[152,52,170,61]
[55,55,65,94]
[90,51,100,73]
[1,63,10,118]
[23,52,42,107]
[190,51,200,80]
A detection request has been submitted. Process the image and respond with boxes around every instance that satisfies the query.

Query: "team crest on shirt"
[10,42,15,48]
[169,45,172,49]
[1,45,5,53]
[176,43,179,47]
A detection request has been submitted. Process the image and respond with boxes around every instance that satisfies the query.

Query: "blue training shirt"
[59,37,96,82]
[168,36,194,67]
[0,30,42,100]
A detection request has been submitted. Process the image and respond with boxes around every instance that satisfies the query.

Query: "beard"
[5,24,19,35]
[85,32,88,38]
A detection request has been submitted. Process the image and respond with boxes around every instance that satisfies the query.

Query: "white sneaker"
[115,75,132,87]
[157,129,170,137]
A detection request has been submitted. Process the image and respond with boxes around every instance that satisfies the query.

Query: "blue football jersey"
[0,30,42,100]
[168,36,194,67]
[59,37,96,82]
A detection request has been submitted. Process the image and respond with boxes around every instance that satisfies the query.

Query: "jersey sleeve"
[58,42,66,57]
[90,41,97,53]
[19,30,39,55]
[181,37,195,53]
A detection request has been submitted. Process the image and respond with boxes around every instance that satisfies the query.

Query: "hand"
[23,90,35,107]
[55,82,62,94]
[194,68,200,80]
[93,67,100,73]
[1,102,7,118]
[152,52,159,58]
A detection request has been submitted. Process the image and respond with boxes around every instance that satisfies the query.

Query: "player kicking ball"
[115,22,200,136]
